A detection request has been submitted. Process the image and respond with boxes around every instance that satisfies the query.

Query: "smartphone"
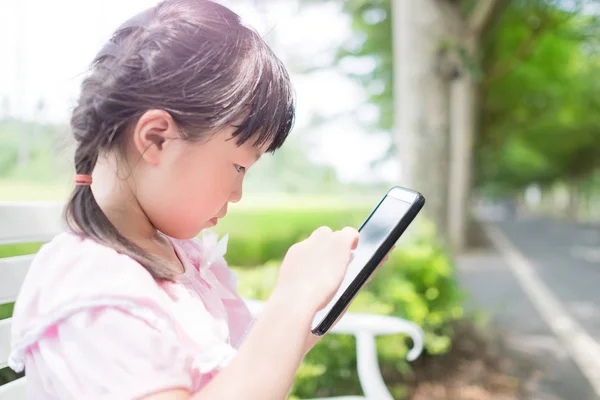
[310,186,425,336]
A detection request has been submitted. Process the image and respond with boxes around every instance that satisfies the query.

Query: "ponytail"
[64,104,176,281]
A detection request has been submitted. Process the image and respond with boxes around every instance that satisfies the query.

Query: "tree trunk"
[448,34,477,252]
[393,0,454,241]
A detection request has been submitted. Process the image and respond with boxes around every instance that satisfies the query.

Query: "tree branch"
[468,0,504,34]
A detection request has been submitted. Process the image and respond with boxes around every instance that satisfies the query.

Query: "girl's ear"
[132,109,180,165]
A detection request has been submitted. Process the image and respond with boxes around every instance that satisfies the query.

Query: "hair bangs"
[229,32,295,152]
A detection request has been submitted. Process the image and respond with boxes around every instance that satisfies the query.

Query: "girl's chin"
[205,217,218,228]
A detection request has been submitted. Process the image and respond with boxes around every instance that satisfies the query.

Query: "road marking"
[485,225,600,397]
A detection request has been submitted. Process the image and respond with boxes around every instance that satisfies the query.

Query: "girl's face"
[128,110,267,239]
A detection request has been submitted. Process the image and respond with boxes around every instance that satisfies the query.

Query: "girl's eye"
[234,164,246,173]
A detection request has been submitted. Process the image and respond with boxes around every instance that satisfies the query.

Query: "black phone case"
[311,186,426,336]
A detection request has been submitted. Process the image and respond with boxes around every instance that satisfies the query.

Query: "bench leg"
[355,332,394,400]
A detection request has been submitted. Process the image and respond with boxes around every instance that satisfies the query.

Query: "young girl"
[8,1,391,399]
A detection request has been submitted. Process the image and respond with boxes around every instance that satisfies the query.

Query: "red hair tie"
[75,174,93,186]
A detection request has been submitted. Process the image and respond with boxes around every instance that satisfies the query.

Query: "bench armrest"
[243,298,424,361]
[243,298,424,400]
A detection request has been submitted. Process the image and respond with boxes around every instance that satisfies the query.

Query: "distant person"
[7,1,391,399]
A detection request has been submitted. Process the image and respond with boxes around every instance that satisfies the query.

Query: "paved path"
[457,216,600,399]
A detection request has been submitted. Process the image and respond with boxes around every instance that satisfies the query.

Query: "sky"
[0,0,398,183]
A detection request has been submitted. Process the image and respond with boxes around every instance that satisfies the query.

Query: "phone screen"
[311,194,414,329]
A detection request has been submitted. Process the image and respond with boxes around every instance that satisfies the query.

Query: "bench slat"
[0,377,26,399]
[0,202,64,245]
[0,318,12,369]
[0,255,34,305]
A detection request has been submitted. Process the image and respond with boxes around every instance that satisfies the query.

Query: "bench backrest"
[0,202,65,399]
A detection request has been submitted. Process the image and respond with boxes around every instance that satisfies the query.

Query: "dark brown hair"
[64,0,295,280]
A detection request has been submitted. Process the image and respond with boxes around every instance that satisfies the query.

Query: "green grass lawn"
[0,179,380,206]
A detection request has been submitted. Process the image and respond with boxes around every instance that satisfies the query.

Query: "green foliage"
[333,0,394,132]
[311,0,600,194]
[231,214,464,398]
[0,119,71,182]
[477,1,600,191]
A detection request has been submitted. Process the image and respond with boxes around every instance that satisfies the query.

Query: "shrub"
[233,219,464,398]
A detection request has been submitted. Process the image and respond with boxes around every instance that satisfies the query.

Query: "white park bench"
[0,202,424,400]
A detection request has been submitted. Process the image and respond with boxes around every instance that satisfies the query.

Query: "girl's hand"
[274,226,360,314]
[303,245,396,354]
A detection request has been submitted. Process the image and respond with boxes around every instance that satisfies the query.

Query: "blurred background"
[2,0,600,398]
